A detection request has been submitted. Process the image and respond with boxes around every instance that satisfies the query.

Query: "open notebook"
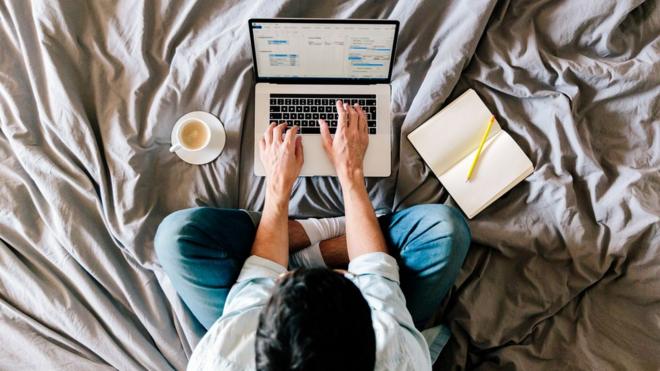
[408,89,533,219]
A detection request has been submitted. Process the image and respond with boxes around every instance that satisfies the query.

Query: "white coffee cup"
[170,118,211,152]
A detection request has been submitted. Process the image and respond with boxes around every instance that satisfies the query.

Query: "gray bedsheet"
[0,0,658,370]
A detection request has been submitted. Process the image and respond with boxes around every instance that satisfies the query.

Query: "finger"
[338,103,350,131]
[274,122,287,143]
[355,104,367,132]
[336,100,348,129]
[295,135,304,164]
[265,122,276,144]
[284,125,297,148]
[336,100,346,116]
[347,104,358,130]
[319,119,333,152]
[344,103,354,128]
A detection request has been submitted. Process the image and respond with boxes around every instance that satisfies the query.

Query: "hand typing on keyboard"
[259,123,304,199]
[319,101,369,181]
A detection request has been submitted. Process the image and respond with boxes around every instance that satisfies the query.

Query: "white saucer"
[171,111,226,165]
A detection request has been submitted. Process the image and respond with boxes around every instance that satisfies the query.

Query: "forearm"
[250,188,290,267]
[340,170,387,260]
[287,220,311,252]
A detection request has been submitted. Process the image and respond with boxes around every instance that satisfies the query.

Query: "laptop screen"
[249,19,398,82]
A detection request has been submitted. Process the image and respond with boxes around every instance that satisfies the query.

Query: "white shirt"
[187,253,449,371]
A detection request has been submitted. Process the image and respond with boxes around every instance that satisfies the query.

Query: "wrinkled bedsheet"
[0,0,658,370]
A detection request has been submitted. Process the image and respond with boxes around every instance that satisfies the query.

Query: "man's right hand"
[319,100,369,183]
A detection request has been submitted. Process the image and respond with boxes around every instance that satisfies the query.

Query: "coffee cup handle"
[169,143,182,153]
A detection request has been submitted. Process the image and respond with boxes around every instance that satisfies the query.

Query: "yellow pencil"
[466,115,495,182]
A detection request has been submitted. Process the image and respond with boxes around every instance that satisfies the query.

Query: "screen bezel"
[248,18,399,85]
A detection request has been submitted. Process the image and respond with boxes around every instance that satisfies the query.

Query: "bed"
[1,0,658,369]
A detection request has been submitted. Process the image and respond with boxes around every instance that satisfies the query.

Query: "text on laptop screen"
[251,21,396,80]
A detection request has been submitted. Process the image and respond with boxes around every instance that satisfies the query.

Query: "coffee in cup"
[170,119,211,152]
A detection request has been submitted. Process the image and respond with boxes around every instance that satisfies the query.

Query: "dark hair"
[255,268,376,371]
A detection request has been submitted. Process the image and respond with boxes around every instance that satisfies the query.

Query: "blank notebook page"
[439,133,533,218]
[408,90,501,176]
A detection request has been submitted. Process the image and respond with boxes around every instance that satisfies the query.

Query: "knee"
[401,204,471,265]
[154,208,206,265]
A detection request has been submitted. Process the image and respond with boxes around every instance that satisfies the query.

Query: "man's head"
[255,268,375,371]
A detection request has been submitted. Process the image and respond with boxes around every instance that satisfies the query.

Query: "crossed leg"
[155,204,470,330]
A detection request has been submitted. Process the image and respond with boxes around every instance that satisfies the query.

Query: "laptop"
[249,18,399,176]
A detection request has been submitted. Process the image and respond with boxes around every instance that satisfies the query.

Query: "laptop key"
[303,106,310,112]
[329,127,336,134]
[283,113,290,119]
[270,113,282,120]
[296,106,302,112]
[282,106,288,112]
[369,128,376,134]
[311,106,317,112]
[319,106,325,113]
[302,127,320,134]
[305,113,311,119]
[277,99,284,105]
[270,106,280,112]
[292,99,299,105]
[366,99,376,105]
[313,113,319,120]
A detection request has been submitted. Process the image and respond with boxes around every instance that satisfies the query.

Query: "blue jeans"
[155,204,471,330]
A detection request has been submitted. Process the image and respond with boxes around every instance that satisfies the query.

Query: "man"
[155,101,471,370]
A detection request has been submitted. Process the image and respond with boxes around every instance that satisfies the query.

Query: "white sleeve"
[348,252,417,331]
[349,252,433,369]
[222,255,287,315]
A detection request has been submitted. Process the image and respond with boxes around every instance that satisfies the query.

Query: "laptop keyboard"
[269,94,377,135]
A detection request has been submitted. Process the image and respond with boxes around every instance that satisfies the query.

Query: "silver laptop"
[249,18,399,176]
